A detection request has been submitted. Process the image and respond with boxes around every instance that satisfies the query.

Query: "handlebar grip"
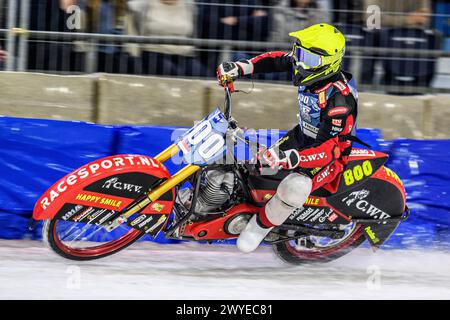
[220,75,235,93]
[226,81,235,93]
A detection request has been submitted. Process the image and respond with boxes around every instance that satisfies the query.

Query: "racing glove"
[217,61,253,86]
[258,146,300,170]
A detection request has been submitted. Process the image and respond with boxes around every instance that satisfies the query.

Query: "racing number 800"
[343,160,373,186]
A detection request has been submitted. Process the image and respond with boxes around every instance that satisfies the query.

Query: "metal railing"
[1,0,450,94]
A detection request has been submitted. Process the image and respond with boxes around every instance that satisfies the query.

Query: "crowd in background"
[0,0,447,88]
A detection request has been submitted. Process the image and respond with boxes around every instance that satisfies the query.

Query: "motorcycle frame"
[117,81,240,225]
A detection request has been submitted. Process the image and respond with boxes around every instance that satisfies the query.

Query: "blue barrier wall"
[0,116,448,248]
[382,140,450,248]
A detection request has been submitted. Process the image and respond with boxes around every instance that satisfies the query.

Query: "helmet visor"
[293,44,322,69]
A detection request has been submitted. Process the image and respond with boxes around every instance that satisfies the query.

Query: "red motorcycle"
[32,80,408,264]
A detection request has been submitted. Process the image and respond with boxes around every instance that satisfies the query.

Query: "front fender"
[33,154,174,220]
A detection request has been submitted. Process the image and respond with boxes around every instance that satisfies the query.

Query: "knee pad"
[260,173,313,227]
[276,173,312,208]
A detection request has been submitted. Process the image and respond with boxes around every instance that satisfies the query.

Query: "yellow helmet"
[289,23,346,86]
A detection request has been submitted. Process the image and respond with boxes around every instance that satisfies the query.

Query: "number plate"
[176,108,229,165]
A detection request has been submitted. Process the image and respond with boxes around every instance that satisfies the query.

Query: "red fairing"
[372,166,406,205]
[33,154,173,220]
[184,203,260,240]
[298,138,340,168]
[250,51,287,66]
[250,189,276,204]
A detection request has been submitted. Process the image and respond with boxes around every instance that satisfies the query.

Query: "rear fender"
[33,154,174,220]
[360,166,407,248]
[328,165,407,248]
[336,148,389,193]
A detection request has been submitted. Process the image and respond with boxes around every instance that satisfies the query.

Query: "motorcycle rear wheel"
[273,223,365,265]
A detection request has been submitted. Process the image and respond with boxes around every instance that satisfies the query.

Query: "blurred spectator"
[0,49,7,61]
[28,0,83,72]
[74,0,129,73]
[332,0,364,25]
[125,0,205,77]
[363,0,431,28]
[0,0,6,69]
[197,0,270,41]
[0,0,6,29]
[269,0,330,43]
[0,47,6,70]
[196,0,271,76]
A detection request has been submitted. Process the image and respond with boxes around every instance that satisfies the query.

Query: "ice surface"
[0,240,449,300]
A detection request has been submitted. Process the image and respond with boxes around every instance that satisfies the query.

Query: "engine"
[195,170,235,213]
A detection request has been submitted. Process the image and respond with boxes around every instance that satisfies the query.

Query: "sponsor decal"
[301,110,312,122]
[342,189,391,220]
[292,207,334,223]
[130,214,149,227]
[147,215,167,234]
[327,212,338,222]
[342,189,370,206]
[332,119,342,127]
[212,112,224,123]
[129,214,167,234]
[332,81,350,95]
[62,204,84,221]
[365,226,380,244]
[327,106,348,117]
[331,126,343,132]
[350,149,376,157]
[315,167,331,183]
[263,193,273,201]
[75,193,123,209]
[304,197,320,206]
[40,155,160,210]
[88,208,109,223]
[309,167,322,175]
[302,121,319,136]
[102,177,143,194]
[318,91,327,108]
[273,135,289,147]
[343,160,373,186]
[98,211,116,225]
[151,202,165,212]
[177,139,191,154]
[299,152,326,163]
[73,207,95,222]
[384,167,403,186]
[314,82,333,94]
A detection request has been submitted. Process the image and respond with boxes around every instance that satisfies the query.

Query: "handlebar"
[220,77,266,153]
[221,75,235,122]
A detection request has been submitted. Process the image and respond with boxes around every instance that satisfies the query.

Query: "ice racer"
[217,23,365,253]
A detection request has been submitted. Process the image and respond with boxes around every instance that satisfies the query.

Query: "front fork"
[105,144,201,231]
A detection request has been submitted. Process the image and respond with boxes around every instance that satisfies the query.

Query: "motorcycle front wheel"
[42,213,145,261]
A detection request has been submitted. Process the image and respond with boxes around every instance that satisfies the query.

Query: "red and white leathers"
[217,52,359,253]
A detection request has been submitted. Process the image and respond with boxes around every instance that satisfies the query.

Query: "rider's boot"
[237,173,312,253]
